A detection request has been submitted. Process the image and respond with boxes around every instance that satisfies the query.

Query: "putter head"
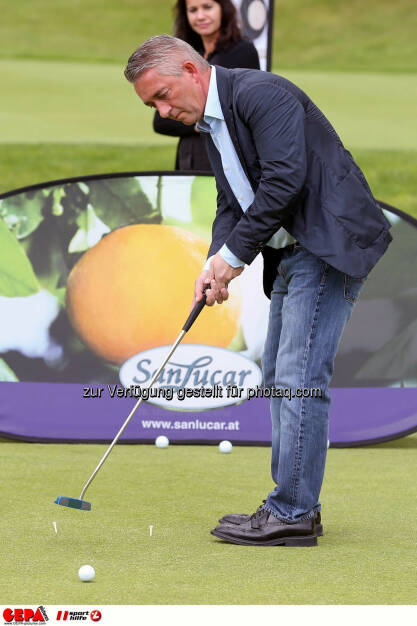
[54,496,91,511]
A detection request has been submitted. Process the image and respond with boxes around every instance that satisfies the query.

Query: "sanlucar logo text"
[120,345,263,410]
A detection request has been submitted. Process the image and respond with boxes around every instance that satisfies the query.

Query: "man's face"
[134,63,208,125]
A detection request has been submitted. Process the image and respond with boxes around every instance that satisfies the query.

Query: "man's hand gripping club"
[193,252,243,307]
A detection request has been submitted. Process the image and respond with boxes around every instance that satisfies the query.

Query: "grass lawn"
[1,60,415,218]
[1,434,416,604]
[274,0,417,72]
[1,60,415,149]
[0,144,176,193]
[354,149,417,218]
[0,59,172,146]
[1,0,416,72]
[283,70,417,152]
[1,145,415,220]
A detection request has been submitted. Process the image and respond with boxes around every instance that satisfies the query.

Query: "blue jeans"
[262,244,364,522]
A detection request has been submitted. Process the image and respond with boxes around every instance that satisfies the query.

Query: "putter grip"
[182,284,210,332]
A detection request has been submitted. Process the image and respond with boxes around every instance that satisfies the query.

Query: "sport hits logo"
[3,606,48,624]
[56,611,101,622]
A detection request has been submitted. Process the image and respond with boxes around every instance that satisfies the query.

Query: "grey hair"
[124,34,210,83]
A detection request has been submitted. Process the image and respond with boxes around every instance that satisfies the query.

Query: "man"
[125,35,392,547]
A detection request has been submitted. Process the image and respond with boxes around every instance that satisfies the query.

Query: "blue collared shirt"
[198,66,294,269]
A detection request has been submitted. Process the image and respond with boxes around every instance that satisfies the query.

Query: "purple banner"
[1,382,416,446]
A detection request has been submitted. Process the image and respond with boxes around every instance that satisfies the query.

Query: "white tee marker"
[53,521,58,534]
[149,525,153,537]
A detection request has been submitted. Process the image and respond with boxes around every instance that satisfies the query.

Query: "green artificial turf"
[0,435,416,604]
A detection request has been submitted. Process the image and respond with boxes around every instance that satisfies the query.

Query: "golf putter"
[55,283,211,511]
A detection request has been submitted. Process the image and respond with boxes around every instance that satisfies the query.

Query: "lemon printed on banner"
[66,224,242,364]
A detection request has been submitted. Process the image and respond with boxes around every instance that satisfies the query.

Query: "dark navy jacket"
[204,66,392,297]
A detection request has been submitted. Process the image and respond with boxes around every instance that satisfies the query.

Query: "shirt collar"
[197,66,224,132]
[204,66,224,121]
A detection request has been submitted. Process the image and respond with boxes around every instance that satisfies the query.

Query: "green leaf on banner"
[87,178,160,230]
[227,325,246,352]
[190,176,217,241]
[0,358,19,382]
[21,216,71,293]
[162,176,216,242]
[54,286,67,308]
[51,187,66,216]
[0,218,40,297]
[0,191,45,239]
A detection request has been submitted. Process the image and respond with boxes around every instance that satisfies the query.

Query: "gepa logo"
[3,606,48,623]
[119,344,262,410]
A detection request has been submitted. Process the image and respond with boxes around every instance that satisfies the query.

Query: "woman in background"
[153,0,260,171]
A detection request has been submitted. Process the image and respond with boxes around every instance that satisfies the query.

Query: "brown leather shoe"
[219,503,324,536]
[211,508,317,546]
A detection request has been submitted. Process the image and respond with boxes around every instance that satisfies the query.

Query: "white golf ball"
[219,440,233,454]
[155,435,169,448]
[78,564,95,582]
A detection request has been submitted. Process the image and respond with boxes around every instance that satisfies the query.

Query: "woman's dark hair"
[173,0,242,54]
